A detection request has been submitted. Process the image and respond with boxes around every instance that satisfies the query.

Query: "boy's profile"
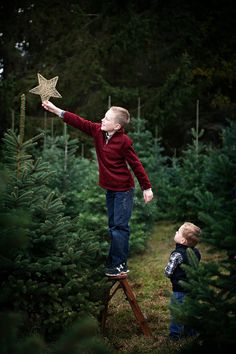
[164,222,201,341]
[42,101,153,277]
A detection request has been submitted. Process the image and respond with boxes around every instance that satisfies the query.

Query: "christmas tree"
[170,122,236,352]
[0,96,109,340]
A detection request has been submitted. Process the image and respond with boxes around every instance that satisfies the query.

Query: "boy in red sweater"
[42,101,153,277]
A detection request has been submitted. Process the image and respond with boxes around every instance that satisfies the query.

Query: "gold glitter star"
[29,73,62,101]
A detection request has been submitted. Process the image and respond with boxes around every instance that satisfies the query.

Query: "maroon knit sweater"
[63,111,152,191]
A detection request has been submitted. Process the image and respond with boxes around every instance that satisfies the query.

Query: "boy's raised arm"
[42,100,64,117]
[42,100,99,137]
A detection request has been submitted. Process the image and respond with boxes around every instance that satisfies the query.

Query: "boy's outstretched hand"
[143,188,153,203]
[42,100,62,116]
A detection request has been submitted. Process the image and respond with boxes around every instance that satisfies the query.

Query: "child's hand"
[42,100,61,116]
[143,188,153,203]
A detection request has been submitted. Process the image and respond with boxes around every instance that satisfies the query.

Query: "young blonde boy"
[164,222,201,340]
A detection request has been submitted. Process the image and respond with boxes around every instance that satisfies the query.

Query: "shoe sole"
[105,273,128,278]
[105,269,130,274]
[105,271,129,277]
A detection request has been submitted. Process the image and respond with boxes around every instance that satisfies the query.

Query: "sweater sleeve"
[63,111,100,137]
[124,141,152,190]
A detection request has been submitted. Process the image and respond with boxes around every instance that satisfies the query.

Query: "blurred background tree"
[1,0,235,154]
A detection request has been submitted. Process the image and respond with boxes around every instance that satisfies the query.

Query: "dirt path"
[103,222,180,353]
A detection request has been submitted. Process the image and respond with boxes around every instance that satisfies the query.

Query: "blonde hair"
[181,222,201,247]
[110,106,130,126]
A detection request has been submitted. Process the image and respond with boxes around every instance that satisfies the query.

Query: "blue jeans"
[169,291,185,339]
[106,188,134,267]
[169,291,197,340]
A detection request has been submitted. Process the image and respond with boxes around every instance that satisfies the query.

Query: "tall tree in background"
[1,0,235,152]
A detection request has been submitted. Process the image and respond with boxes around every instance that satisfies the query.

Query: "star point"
[29,73,62,101]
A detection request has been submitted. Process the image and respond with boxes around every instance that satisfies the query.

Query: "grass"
[102,221,210,353]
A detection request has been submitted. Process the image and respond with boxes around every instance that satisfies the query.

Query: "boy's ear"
[181,237,187,245]
[115,123,121,131]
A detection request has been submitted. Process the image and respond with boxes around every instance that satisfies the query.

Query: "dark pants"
[169,291,185,339]
[106,188,134,267]
[169,291,197,340]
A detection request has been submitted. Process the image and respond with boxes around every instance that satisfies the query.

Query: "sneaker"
[105,263,129,273]
[105,263,129,277]
[121,262,129,273]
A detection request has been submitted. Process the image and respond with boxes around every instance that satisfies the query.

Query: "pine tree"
[0,164,114,353]
[198,122,236,254]
[164,126,206,223]
[171,122,236,352]
[1,119,109,338]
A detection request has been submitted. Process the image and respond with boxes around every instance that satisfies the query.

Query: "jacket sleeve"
[124,141,152,190]
[164,252,183,277]
[63,111,100,137]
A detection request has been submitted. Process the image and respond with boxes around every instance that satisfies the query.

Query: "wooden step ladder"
[101,275,152,337]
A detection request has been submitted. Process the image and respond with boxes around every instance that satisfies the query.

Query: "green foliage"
[169,122,236,351]
[159,131,206,222]
[186,247,200,269]
[197,122,236,253]
[0,129,109,339]
[41,135,109,256]
[171,258,236,351]
[1,1,235,151]
[0,313,45,354]
[51,316,117,354]
[155,53,194,131]
[126,116,158,251]
[0,313,116,354]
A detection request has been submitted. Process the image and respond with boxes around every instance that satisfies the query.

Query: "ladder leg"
[119,279,152,337]
[100,280,121,332]
[100,287,110,332]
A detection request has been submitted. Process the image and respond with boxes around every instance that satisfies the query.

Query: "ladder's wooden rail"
[101,275,152,337]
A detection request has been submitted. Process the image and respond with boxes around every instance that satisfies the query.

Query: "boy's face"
[174,225,187,245]
[101,109,121,133]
